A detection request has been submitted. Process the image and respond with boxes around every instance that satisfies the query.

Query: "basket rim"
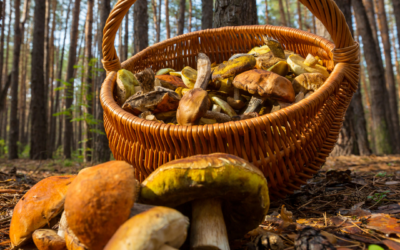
[101,25,349,131]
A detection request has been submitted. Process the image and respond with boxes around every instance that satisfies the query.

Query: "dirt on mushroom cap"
[138,153,269,240]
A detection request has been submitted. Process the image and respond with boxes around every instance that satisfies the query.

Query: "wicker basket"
[100,0,359,200]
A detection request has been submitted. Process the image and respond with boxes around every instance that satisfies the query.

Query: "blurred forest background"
[0,0,398,164]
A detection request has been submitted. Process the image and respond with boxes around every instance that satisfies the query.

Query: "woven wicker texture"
[100,0,359,200]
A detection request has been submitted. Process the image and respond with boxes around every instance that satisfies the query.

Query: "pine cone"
[294,227,336,250]
[247,232,284,250]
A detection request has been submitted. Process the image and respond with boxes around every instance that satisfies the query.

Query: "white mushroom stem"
[57,211,68,238]
[160,245,179,250]
[244,96,267,114]
[190,198,230,250]
[212,104,221,113]
[194,53,211,90]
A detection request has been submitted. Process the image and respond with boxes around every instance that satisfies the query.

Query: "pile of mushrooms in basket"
[8,38,331,250]
[117,36,330,125]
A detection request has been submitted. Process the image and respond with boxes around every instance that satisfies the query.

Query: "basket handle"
[102,0,354,73]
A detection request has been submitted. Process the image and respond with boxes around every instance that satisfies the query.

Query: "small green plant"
[367,190,390,204]
[375,172,387,177]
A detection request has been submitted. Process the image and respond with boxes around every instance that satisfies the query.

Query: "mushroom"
[58,212,68,238]
[255,52,286,71]
[154,111,177,121]
[248,45,271,55]
[176,53,212,125]
[203,111,232,123]
[64,161,136,250]
[287,54,330,77]
[9,175,76,249]
[292,73,327,94]
[212,55,256,83]
[227,88,246,110]
[104,207,189,250]
[138,153,270,250]
[156,68,175,76]
[211,96,237,117]
[181,66,198,89]
[267,61,289,76]
[233,69,295,113]
[65,227,88,250]
[33,229,67,250]
[304,54,318,67]
[262,36,286,59]
[122,68,181,115]
[155,75,187,90]
[114,69,139,105]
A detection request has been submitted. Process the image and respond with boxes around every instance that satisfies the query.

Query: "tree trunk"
[119,24,123,61]
[92,0,111,163]
[278,0,287,26]
[0,0,5,97]
[151,0,158,42]
[30,0,47,159]
[213,0,258,28]
[157,0,161,41]
[285,0,291,27]
[63,0,81,159]
[353,0,393,154]
[9,0,30,159]
[84,0,93,162]
[134,0,148,54]
[297,1,302,29]
[124,9,129,59]
[188,0,192,32]
[265,0,269,25]
[392,0,400,75]
[19,28,29,147]
[165,0,170,38]
[44,0,51,134]
[177,0,185,35]
[374,0,400,154]
[201,0,213,29]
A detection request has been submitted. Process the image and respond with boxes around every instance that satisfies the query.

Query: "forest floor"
[1,155,400,249]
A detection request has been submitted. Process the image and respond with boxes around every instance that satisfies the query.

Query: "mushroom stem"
[244,96,267,114]
[233,88,240,101]
[203,111,232,123]
[160,245,179,250]
[194,53,211,89]
[190,198,230,250]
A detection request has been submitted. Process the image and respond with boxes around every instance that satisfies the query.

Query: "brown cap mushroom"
[292,73,327,94]
[155,75,187,90]
[64,161,136,250]
[227,87,246,110]
[65,227,88,250]
[255,52,286,71]
[122,69,181,115]
[104,207,189,250]
[212,55,256,83]
[10,175,76,249]
[233,69,295,113]
[33,229,67,250]
[139,153,270,249]
[176,53,212,125]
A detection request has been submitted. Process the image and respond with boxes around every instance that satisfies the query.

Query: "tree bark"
[9,0,30,159]
[353,0,393,154]
[177,0,185,35]
[134,0,148,53]
[392,0,400,75]
[165,0,170,38]
[265,0,269,25]
[0,0,5,96]
[374,0,400,154]
[93,0,111,163]
[30,0,47,159]
[213,0,258,28]
[157,0,161,41]
[124,10,129,60]
[151,0,158,42]
[84,0,93,162]
[63,0,81,159]
[285,0,291,27]
[188,0,192,32]
[44,0,51,134]
[201,0,213,29]
[278,0,287,26]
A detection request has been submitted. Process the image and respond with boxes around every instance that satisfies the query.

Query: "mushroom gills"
[191,198,230,250]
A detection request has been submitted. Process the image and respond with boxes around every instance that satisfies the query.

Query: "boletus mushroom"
[292,73,327,94]
[287,54,329,77]
[139,153,270,250]
[212,55,256,83]
[233,69,295,113]
[65,228,88,250]
[10,175,76,249]
[122,68,181,115]
[114,69,139,105]
[104,207,189,250]
[155,75,187,90]
[64,161,136,250]
[227,88,246,110]
[255,51,286,71]
[156,68,175,76]
[176,53,212,125]
[33,229,67,250]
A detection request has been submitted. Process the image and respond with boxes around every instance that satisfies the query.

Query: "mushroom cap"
[104,207,189,250]
[139,153,270,239]
[114,69,137,105]
[10,175,76,248]
[212,55,256,82]
[65,228,88,250]
[233,69,295,103]
[33,229,67,250]
[155,75,187,90]
[292,73,327,94]
[255,52,286,70]
[156,68,175,76]
[176,88,210,126]
[181,66,198,89]
[122,87,181,116]
[248,45,271,55]
[64,161,136,250]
